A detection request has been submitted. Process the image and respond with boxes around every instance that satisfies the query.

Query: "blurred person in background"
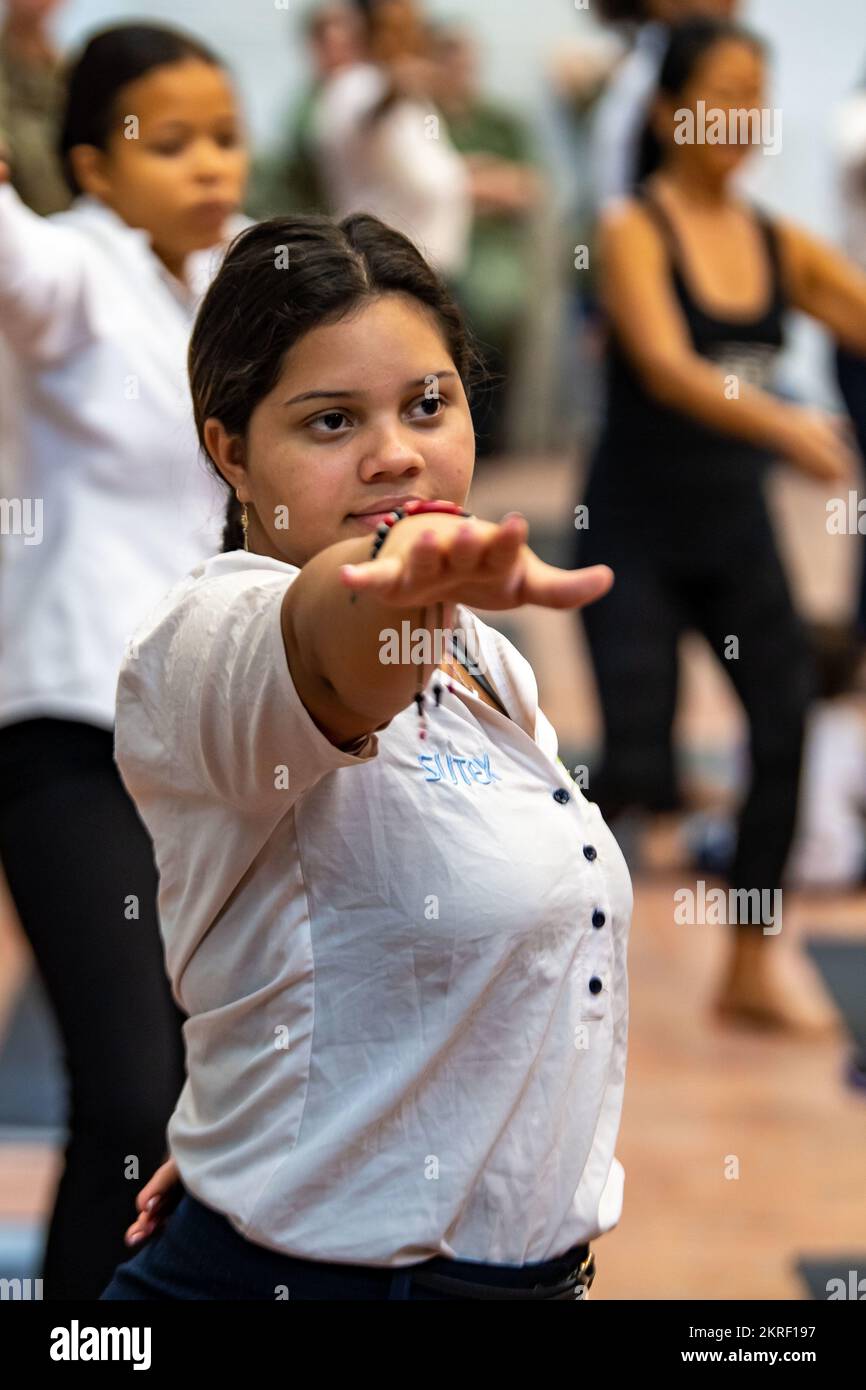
[248,1,364,219]
[833,68,866,641]
[589,0,742,212]
[549,2,743,458]
[689,622,866,892]
[0,0,69,215]
[429,21,543,459]
[775,623,866,891]
[573,18,866,1034]
[0,0,69,506]
[0,22,248,1297]
[309,0,471,281]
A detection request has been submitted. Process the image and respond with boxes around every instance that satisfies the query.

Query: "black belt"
[405,1246,596,1301]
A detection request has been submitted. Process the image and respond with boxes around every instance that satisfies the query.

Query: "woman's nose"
[359,425,425,477]
[192,140,230,181]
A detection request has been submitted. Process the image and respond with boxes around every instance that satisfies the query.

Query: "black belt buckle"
[554,1248,596,1300]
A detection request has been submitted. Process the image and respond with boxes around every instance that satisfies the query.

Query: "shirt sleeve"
[836,91,866,171]
[118,568,380,817]
[0,183,95,360]
[312,64,390,150]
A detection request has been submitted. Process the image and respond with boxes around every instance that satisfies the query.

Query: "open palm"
[339,513,614,612]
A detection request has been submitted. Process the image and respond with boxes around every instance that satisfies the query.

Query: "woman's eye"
[409,395,445,420]
[310,411,351,433]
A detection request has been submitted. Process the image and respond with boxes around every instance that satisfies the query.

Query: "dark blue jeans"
[100,1191,591,1301]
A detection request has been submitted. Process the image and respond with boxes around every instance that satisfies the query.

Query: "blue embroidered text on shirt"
[418,750,501,785]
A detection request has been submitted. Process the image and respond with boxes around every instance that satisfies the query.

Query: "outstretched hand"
[339,512,614,613]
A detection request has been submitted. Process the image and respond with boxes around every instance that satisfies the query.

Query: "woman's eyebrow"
[282,371,456,408]
[148,115,238,137]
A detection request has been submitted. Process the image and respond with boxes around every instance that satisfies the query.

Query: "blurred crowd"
[2,0,866,886]
[3,0,866,1301]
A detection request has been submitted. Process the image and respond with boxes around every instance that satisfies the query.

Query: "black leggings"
[575,483,815,906]
[0,718,186,1299]
[835,345,866,639]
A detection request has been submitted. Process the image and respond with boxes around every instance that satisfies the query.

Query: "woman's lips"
[189,201,235,223]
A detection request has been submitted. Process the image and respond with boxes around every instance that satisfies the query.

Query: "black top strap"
[751,206,785,303]
[635,184,784,310]
[634,184,683,263]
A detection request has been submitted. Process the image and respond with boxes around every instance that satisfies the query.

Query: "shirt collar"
[66,193,153,248]
[194,555,542,742]
[63,194,216,310]
[453,603,538,741]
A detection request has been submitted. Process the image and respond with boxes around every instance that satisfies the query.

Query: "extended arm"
[283,511,613,748]
[0,162,92,359]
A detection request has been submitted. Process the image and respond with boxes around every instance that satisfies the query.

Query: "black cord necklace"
[450,635,509,717]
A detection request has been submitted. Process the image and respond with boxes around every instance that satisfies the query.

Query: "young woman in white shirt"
[0,23,247,1298]
[310,0,471,279]
[100,210,631,1301]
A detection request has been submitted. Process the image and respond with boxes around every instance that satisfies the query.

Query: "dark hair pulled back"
[189,212,486,553]
[634,17,766,186]
[59,23,222,196]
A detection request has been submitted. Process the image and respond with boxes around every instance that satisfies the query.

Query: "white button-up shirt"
[0,184,231,731]
[115,549,632,1267]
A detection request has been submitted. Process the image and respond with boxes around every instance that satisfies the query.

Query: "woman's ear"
[67,145,112,201]
[204,419,248,497]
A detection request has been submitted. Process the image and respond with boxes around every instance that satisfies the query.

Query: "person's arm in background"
[0,158,93,361]
[776,221,866,357]
[599,198,857,483]
[548,39,622,121]
[589,28,666,211]
[462,113,545,219]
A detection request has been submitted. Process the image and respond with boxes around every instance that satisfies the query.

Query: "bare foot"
[712,932,843,1038]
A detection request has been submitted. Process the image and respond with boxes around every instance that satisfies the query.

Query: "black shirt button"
[583,844,597,861]
[592,909,606,929]
[588,976,603,995]
[553,788,570,804]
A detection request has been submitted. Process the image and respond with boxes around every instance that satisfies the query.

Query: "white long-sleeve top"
[115,549,632,1266]
[0,184,230,731]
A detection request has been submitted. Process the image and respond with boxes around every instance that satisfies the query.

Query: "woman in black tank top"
[599,185,786,509]
[575,19,866,1033]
